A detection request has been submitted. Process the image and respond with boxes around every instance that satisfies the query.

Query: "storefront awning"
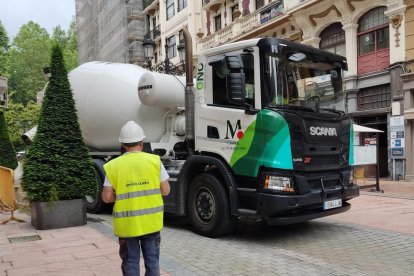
[353,124,383,133]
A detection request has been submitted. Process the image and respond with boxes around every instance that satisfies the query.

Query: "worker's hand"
[160,180,170,196]
[102,186,116,203]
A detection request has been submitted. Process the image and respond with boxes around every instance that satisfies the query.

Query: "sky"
[0,0,76,40]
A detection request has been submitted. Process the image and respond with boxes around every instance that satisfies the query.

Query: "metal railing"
[144,25,161,40]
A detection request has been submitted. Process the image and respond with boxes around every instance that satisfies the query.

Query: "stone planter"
[30,199,86,230]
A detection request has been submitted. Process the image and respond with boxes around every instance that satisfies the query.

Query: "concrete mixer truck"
[66,37,359,237]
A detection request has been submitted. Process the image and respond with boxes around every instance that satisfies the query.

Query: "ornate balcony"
[144,25,161,41]
[200,11,261,49]
[199,1,287,50]
[144,0,159,15]
[202,0,226,12]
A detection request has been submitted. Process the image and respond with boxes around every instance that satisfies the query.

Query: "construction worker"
[102,121,170,276]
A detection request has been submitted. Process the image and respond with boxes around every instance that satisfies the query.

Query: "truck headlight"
[264,175,295,192]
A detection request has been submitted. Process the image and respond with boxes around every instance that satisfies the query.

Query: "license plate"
[323,199,342,210]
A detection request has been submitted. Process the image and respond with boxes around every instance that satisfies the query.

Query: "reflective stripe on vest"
[104,152,163,237]
[113,205,164,218]
[116,188,160,201]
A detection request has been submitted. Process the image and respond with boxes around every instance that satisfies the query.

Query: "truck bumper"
[257,184,359,225]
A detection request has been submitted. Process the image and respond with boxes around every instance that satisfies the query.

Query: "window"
[178,0,187,12]
[242,53,255,107]
[166,0,175,20]
[358,7,389,56]
[357,85,390,110]
[167,36,176,59]
[319,23,346,57]
[152,17,156,30]
[214,15,222,32]
[211,54,253,108]
[357,7,390,74]
[256,0,265,9]
[231,5,240,22]
[212,60,230,106]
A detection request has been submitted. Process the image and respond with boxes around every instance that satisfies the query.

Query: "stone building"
[75,0,146,65]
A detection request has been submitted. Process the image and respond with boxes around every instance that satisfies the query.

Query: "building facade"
[75,0,146,65]
[76,0,412,180]
[143,0,412,180]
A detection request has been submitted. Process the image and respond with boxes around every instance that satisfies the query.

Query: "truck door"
[195,51,261,171]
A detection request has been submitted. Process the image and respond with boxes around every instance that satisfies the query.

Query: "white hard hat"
[119,121,146,143]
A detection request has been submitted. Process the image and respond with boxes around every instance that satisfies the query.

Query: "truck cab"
[172,38,359,236]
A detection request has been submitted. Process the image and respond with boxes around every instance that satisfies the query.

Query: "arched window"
[357,7,390,74]
[319,23,346,57]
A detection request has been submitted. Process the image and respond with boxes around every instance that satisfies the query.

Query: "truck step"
[237,209,258,217]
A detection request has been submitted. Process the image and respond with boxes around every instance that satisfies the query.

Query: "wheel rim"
[194,187,215,223]
[85,195,95,204]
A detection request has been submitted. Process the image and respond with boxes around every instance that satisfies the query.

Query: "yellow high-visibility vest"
[104,152,163,237]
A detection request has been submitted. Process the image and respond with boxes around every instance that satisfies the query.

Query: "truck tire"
[187,173,234,237]
[85,167,113,213]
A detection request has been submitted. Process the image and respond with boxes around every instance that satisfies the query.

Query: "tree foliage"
[0,111,18,169]
[6,20,79,106]
[4,100,40,150]
[8,21,51,105]
[0,20,9,76]
[51,21,78,71]
[22,45,97,202]
[2,19,79,150]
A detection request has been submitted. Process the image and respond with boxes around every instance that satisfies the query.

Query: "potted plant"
[21,45,98,230]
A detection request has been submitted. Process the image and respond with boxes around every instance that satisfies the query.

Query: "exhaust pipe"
[183,27,195,155]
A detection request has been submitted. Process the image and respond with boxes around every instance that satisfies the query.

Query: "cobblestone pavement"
[90,194,414,276]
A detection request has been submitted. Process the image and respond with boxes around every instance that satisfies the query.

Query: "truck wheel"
[187,173,234,237]
[85,168,112,213]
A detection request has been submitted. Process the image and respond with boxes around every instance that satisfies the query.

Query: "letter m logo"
[225,120,241,139]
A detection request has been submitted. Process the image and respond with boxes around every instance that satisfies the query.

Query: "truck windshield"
[262,48,345,112]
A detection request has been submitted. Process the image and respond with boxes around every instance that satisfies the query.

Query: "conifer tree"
[21,45,97,202]
[0,111,17,169]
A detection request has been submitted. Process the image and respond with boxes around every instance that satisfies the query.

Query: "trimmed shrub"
[21,45,97,202]
[0,111,18,169]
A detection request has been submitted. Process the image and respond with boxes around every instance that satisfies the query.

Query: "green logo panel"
[230,110,293,177]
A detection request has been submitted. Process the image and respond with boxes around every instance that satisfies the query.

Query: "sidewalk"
[357,178,414,199]
[2,179,413,275]
[0,211,170,276]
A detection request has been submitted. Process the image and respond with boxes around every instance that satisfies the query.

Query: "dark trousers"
[119,232,160,276]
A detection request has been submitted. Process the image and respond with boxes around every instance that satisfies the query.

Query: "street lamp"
[143,37,155,67]
[163,37,171,74]
[143,35,185,75]
[177,39,186,67]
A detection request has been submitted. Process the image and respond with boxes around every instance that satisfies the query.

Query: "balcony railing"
[200,11,260,49]
[199,1,287,50]
[144,25,161,40]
